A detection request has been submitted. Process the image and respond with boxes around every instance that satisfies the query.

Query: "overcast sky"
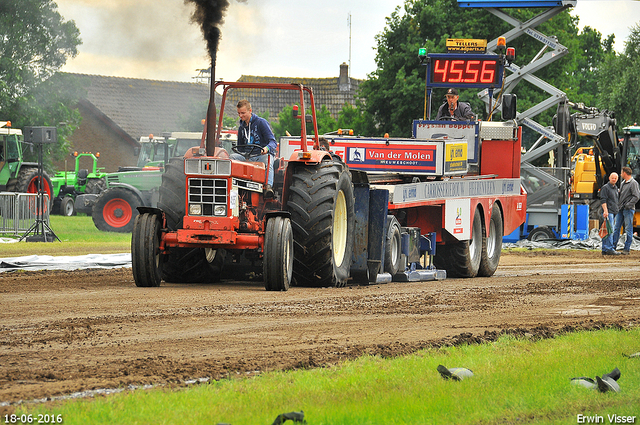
[55,0,640,83]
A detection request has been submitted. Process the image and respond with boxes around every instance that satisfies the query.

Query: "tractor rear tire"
[286,159,355,287]
[384,215,402,276]
[162,248,225,283]
[478,203,503,277]
[158,158,186,230]
[132,213,162,287]
[264,216,293,291]
[13,167,53,207]
[433,207,483,278]
[92,187,140,232]
[85,177,107,194]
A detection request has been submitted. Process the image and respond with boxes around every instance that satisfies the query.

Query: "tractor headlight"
[189,204,202,215]
[214,205,227,216]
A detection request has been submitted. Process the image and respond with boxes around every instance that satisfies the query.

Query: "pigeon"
[271,411,306,425]
[437,365,474,381]
[571,367,620,393]
[570,377,597,390]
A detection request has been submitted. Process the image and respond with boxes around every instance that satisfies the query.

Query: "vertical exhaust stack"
[206,62,217,156]
[185,0,230,156]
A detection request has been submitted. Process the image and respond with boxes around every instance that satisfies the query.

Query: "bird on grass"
[437,365,474,381]
[571,367,620,393]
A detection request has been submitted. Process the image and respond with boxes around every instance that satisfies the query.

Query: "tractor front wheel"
[132,212,163,287]
[264,216,293,291]
[61,195,75,216]
[92,187,140,232]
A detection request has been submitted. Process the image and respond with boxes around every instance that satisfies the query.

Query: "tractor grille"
[106,175,120,185]
[188,178,227,216]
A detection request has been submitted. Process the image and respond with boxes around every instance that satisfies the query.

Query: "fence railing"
[0,192,51,237]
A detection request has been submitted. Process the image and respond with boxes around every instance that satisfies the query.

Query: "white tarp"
[0,253,131,272]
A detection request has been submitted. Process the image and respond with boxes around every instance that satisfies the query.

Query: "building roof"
[62,73,218,144]
[62,64,361,143]
[230,68,361,122]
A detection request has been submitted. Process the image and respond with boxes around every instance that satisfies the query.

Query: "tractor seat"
[77,168,89,185]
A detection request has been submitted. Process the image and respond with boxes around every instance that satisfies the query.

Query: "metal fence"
[0,192,51,237]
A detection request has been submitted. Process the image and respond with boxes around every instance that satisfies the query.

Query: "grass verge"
[22,327,640,425]
[0,216,130,257]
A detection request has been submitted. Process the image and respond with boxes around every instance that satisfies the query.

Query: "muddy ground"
[1,249,640,411]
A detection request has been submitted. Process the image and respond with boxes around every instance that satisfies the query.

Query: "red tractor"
[132,82,354,290]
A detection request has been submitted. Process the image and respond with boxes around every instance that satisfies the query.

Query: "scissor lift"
[458,0,589,240]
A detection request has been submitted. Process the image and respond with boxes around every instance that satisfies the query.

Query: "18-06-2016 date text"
[4,414,63,424]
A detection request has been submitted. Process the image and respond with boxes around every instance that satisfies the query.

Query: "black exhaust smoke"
[185,0,230,155]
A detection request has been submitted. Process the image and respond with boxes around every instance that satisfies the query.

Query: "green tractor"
[83,131,237,232]
[50,152,107,216]
[0,120,53,202]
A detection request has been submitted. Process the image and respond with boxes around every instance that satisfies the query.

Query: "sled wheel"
[264,216,293,291]
[132,213,162,287]
[384,215,402,275]
[478,203,503,277]
[433,207,483,278]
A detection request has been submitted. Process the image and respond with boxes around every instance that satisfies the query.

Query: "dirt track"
[1,249,640,410]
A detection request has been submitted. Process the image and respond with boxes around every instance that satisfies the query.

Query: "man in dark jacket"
[435,88,475,121]
[232,99,278,197]
[600,172,620,255]
[613,166,640,254]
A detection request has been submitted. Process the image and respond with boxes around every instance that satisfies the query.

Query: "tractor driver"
[232,99,277,198]
[436,88,475,121]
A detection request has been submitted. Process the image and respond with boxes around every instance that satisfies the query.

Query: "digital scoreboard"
[424,53,504,89]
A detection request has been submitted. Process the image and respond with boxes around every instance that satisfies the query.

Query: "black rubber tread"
[158,157,186,231]
[286,160,355,288]
[264,216,293,291]
[433,207,483,278]
[14,167,54,206]
[84,177,107,194]
[161,248,225,283]
[91,187,140,233]
[132,213,162,287]
[384,215,402,275]
[527,225,555,241]
[478,203,503,277]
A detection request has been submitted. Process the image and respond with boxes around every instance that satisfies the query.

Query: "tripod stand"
[20,141,60,242]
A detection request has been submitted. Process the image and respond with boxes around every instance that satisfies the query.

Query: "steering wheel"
[232,144,264,160]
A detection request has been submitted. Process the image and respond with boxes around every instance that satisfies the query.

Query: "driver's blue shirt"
[237,113,277,155]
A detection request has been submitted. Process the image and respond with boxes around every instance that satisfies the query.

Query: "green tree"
[336,101,376,136]
[359,0,611,138]
[597,24,640,128]
[272,104,337,140]
[0,0,81,169]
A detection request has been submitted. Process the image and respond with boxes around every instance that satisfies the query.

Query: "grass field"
[21,327,640,425]
[0,215,130,257]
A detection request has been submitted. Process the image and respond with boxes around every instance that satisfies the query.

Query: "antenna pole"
[348,12,352,80]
